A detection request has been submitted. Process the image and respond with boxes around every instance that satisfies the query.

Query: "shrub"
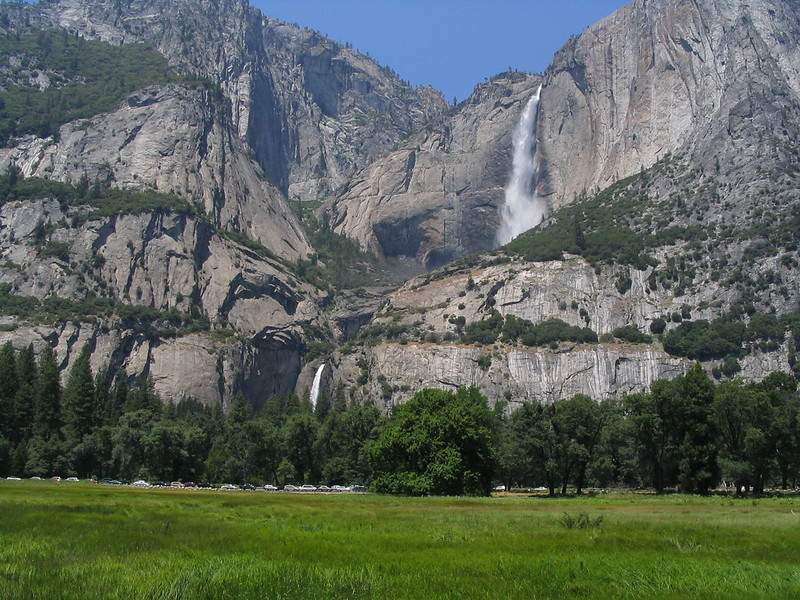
[559,513,604,529]
[612,326,652,344]
[650,318,667,335]
[503,315,598,347]
[462,311,503,345]
[663,319,746,360]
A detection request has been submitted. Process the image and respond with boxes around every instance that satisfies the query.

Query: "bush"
[612,326,652,344]
[503,315,598,347]
[650,318,667,335]
[721,356,742,378]
[663,319,746,360]
[462,311,503,345]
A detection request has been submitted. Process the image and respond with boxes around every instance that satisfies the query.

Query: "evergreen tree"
[34,346,62,437]
[62,345,95,442]
[12,344,37,444]
[0,341,17,439]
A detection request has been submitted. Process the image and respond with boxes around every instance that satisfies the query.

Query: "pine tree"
[0,341,17,439]
[12,344,36,443]
[34,346,62,437]
[62,345,95,441]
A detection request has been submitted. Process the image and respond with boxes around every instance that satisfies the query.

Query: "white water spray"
[497,85,545,245]
[309,363,326,409]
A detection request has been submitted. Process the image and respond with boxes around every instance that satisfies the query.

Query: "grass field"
[1,483,799,599]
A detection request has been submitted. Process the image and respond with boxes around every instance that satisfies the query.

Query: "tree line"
[0,342,381,485]
[1,341,799,496]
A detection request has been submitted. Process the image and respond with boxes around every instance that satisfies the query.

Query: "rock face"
[36,0,449,203]
[335,342,693,408]
[327,73,541,266]
[536,0,800,209]
[0,85,309,261]
[0,198,322,407]
[0,0,798,413]
[326,255,793,408]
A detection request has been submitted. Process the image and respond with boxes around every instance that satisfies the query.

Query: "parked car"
[170,481,184,488]
[29,476,42,481]
[65,477,79,482]
[299,484,317,493]
[50,476,61,482]
[240,483,256,491]
[331,485,351,493]
[152,481,168,488]
[132,480,151,488]
[351,485,368,493]
[283,484,299,492]
[183,481,197,488]
[317,486,332,493]
[263,484,279,492]
[6,476,21,481]
[220,483,238,491]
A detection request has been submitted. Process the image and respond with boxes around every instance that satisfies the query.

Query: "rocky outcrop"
[0,85,310,261]
[0,320,299,411]
[33,0,449,203]
[536,0,800,209]
[331,339,790,409]
[333,341,691,408]
[0,198,324,407]
[326,73,541,266]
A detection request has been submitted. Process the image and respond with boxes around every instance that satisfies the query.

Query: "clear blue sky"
[255,0,628,101]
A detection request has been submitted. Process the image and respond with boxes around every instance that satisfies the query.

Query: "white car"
[332,485,351,493]
[263,485,279,491]
[317,485,332,493]
[6,476,21,481]
[299,484,317,493]
[170,481,184,488]
[283,484,298,492]
[220,484,238,491]
[50,476,61,482]
[30,476,42,481]
[132,480,151,488]
[65,477,79,482]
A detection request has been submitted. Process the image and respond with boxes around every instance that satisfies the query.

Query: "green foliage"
[367,387,495,496]
[612,326,652,344]
[664,311,798,361]
[664,318,747,360]
[559,512,604,529]
[650,318,667,335]
[292,212,392,290]
[462,310,503,345]
[503,171,698,268]
[0,283,209,333]
[502,315,598,347]
[0,31,175,144]
[0,171,194,218]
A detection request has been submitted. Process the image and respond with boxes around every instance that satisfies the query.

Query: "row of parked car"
[4,476,368,493]
[127,481,367,493]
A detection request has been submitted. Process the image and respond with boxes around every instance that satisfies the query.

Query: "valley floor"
[1,483,799,599]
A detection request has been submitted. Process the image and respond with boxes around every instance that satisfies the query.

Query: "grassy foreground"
[1,483,799,599]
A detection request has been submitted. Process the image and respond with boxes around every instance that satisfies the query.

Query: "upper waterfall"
[497,85,545,245]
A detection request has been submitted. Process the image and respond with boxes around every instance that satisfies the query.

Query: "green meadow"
[1,482,799,599]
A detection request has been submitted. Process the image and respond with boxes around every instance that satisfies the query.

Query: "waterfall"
[309,363,326,409]
[497,85,545,245]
